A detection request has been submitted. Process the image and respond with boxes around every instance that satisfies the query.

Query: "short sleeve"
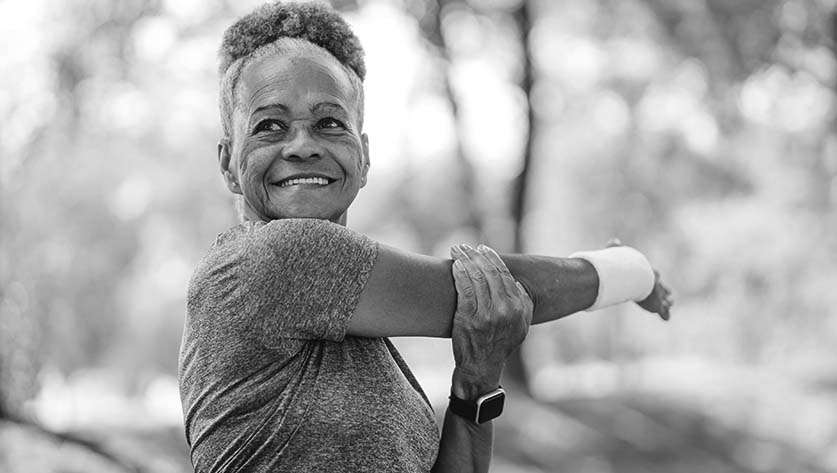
[241,218,378,346]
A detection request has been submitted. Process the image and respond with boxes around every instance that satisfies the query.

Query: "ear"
[218,137,242,195]
[360,133,370,188]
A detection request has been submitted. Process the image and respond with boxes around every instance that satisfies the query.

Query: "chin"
[272,205,346,223]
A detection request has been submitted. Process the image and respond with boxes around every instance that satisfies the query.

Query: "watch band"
[448,386,506,424]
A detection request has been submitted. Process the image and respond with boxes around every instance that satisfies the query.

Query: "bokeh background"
[1,0,835,471]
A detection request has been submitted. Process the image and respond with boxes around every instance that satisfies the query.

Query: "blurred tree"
[408,0,485,238]
[508,0,535,388]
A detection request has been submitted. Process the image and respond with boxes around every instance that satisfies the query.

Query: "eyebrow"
[251,103,288,116]
[251,102,349,117]
[311,102,348,116]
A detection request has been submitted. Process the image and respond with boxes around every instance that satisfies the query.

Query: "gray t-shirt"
[179,219,440,472]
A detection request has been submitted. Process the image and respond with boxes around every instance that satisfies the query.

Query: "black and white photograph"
[0,0,834,471]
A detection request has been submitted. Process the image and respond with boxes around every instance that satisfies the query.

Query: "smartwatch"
[448,386,506,424]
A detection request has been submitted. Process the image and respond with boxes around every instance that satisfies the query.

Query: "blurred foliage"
[0,0,835,471]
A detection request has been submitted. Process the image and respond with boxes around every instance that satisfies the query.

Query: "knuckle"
[459,289,475,302]
[458,294,476,311]
[458,300,476,315]
[495,301,510,315]
[462,305,477,316]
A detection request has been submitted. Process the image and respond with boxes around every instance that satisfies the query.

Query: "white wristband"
[569,247,655,311]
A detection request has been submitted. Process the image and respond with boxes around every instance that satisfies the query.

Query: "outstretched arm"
[237,218,668,340]
[349,242,667,338]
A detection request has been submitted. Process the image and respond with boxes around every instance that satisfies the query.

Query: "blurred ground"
[4,359,835,473]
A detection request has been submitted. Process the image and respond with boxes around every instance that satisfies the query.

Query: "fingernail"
[462,243,474,252]
[450,245,462,256]
[477,244,488,253]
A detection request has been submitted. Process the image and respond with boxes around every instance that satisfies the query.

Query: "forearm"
[431,369,500,473]
[500,254,599,325]
[432,409,493,473]
[351,245,599,338]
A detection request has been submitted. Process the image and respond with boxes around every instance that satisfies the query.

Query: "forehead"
[238,51,357,115]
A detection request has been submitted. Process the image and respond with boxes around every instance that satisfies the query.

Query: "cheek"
[238,143,276,181]
[332,140,365,174]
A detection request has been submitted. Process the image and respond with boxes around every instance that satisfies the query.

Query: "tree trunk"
[415,0,484,235]
[505,0,535,390]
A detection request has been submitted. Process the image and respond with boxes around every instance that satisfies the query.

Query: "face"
[220,50,368,224]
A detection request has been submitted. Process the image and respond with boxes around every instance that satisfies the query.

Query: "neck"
[240,203,348,227]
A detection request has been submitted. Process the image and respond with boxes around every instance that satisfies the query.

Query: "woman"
[178,2,672,472]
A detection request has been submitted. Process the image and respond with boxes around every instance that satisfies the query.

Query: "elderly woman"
[178,2,672,472]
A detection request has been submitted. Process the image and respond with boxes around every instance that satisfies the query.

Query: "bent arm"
[349,244,598,338]
[432,412,493,473]
[432,248,533,473]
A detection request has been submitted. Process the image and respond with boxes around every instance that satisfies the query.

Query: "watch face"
[476,391,506,424]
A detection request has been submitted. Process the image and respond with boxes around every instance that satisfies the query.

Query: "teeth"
[279,177,330,187]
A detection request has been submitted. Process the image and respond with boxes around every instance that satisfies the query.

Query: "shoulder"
[200,218,377,272]
[249,218,376,258]
[205,218,337,252]
[187,223,253,297]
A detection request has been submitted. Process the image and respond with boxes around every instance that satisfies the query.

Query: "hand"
[449,244,533,399]
[635,269,672,320]
[607,238,674,321]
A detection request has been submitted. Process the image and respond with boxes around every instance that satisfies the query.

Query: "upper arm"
[349,243,456,338]
[242,219,456,343]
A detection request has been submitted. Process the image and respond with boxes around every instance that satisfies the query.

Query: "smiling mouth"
[276,176,335,188]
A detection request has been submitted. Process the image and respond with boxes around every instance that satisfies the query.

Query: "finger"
[515,281,530,300]
[451,259,478,316]
[450,243,468,260]
[456,244,492,306]
[477,245,518,298]
[659,284,674,305]
[516,281,534,322]
[660,304,671,321]
[467,245,508,303]
[452,245,494,309]
[456,243,478,262]
[659,297,672,320]
[476,245,509,273]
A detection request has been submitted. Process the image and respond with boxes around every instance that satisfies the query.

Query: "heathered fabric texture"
[179,219,440,472]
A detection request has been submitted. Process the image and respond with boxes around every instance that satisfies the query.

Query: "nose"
[281,124,323,161]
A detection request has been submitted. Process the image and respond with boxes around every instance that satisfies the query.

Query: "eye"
[317,117,346,131]
[253,119,285,134]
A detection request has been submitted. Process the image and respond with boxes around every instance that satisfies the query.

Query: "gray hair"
[218,38,364,140]
[217,1,366,139]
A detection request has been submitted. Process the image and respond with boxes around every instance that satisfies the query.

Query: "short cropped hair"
[218,1,366,138]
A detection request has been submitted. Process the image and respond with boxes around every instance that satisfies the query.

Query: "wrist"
[570,246,654,311]
[451,366,502,400]
[449,385,506,424]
